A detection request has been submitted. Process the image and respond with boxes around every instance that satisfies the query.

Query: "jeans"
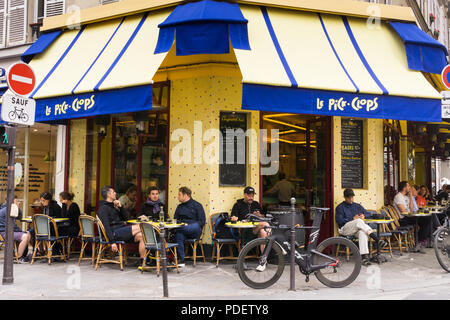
[175,223,202,261]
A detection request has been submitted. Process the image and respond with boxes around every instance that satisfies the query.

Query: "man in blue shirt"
[0,198,31,263]
[174,186,206,267]
[335,189,386,266]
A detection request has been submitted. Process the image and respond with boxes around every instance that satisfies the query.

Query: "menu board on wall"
[341,118,364,189]
[219,112,247,186]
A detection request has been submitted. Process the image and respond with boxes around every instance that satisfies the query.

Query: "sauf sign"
[0,62,36,126]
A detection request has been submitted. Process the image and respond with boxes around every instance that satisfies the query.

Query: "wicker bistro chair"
[94,218,128,271]
[380,207,409,255]
[0,233,19,262]
[210,212,239,267]
[31,214,68,265]
[385,205,415,248]
[139,222,179,276]
[184,224,206,267]
[78,215,99,266]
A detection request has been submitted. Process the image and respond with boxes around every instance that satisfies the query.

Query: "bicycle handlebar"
[245,213,273,223]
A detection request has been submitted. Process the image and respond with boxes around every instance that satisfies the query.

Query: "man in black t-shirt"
[231,187,270,243]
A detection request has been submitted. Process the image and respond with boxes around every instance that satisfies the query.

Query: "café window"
[0,124,58,219]
[383,120,400,205]
[70,82,170,216]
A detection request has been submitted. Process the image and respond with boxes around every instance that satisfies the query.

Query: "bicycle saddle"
[245,213,273,222]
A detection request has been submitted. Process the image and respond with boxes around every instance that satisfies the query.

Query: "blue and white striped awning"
[19,8,172,122]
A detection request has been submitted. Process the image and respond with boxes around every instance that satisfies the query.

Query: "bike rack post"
[289,197,296,291]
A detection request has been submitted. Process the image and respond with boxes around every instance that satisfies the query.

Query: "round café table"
[126,220,185,230]
[20,217,69,224]
[364,219,394,264]
[225,221,258,229]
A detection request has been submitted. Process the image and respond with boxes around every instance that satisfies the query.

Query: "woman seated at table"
[416,185,428,207]
[137,187,168,222]
[40,192,63,218]
[34,192,64,256]
[59,191,80,238]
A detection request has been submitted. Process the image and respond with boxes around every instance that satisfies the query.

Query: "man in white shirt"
[395,181,430,247]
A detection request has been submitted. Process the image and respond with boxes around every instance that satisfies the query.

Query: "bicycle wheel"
[434,227,450,272]
[8,111,16,121]
[20,113,29,123]
[236,238,285,289]
[313,237,361,288]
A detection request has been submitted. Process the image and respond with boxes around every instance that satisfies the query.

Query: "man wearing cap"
[335,189,387,266]
[231,187,269,244]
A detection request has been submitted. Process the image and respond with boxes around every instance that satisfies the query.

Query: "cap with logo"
[244,186,256,194]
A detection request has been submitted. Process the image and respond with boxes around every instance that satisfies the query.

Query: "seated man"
[231,187,269,245]
[336,189,387,266]
[137,187,168,222]
[174,187,206,267]
[395,181,431,248]
[0,197,32,263]
[97,186,146,266]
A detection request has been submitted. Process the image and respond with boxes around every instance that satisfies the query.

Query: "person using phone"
[230,187,269,245]
[336,189,387,266]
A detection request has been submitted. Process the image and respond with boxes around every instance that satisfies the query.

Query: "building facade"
[1,0,448,246]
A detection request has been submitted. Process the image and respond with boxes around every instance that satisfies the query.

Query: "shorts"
[113,226,134,242]
[1,231,26,242]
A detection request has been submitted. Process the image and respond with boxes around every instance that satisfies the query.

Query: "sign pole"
[2,126,16,285]
[159,222,169,297]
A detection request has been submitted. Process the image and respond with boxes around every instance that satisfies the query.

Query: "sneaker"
[361,258,372,266]
[177,260,185,267]
[378,239,388,248]
[17,257,28,264]
[256,257,267,272]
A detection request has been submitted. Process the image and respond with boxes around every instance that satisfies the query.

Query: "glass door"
[261,114,332,239]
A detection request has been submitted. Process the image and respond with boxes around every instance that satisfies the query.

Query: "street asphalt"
[0,246,448,300]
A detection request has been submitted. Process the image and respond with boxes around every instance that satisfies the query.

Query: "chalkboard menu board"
[219,112,247,186]
[341,119,364,189]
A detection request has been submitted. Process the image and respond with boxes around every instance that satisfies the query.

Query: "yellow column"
[68,119,87,211]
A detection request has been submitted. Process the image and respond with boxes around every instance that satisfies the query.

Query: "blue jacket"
[335,201,370,228]
[0,202,22,233]
[174,198,206,227]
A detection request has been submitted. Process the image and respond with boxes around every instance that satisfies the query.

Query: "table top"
[404,212,432,217]
[225,221,258,228]
[364,219,394,224]
[20,217,69,223]
[126,220,185,229]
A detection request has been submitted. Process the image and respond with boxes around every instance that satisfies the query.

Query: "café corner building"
[14,0,446,244]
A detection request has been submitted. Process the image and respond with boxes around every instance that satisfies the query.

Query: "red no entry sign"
[441,64,450,90]
[6,62,36,97]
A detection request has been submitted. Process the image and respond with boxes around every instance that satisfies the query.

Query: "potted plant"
[433,29,440,39]
[430,13,436,24]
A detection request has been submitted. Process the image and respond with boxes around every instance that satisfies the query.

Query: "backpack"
[212,212,239,241]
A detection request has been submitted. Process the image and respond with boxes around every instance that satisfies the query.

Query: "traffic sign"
[441,64,450,90]
[0,94,35,126]
[6,62,36,97]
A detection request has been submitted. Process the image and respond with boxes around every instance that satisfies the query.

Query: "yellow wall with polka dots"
[333,117,384,234]
[68,119,87,212]
[167,76,260,244]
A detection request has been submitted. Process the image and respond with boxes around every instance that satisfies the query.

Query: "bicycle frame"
[260,209,339,275]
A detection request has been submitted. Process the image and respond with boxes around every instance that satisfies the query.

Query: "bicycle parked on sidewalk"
[433,210,450,272]
[236,207,361,289]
